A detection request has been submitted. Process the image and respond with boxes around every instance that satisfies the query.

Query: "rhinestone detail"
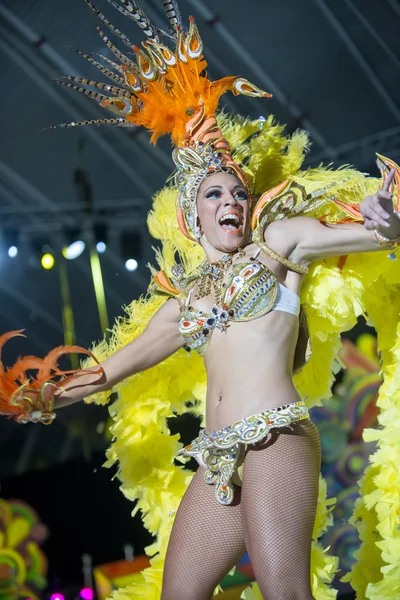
[178,402,309,505]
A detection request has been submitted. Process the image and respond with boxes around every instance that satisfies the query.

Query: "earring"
[195,214,203,242]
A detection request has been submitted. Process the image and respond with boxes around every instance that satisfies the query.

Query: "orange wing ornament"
[0,330,102,424]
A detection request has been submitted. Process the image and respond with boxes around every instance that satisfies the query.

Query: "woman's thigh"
[240,419,321,600]
[161,466,246,600]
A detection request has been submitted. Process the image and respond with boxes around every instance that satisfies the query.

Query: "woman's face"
[196,171,251,253]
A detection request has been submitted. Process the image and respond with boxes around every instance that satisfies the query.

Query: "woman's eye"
[205,189,247,200]
[206,190,222,199]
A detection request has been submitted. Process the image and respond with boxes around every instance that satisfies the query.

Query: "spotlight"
[63,240,86,260]
[121,232,141,271]
[94,223,107,253]
[80,588,94,600]
[41,253,55,270]
[30,237,54,268]
[50,594,65,600]
[3,229,19,256]
[62,227,85,259]
[96,241,106,253]
[8,246,18,258]
[121,232,141,258]
[125,258,138,272]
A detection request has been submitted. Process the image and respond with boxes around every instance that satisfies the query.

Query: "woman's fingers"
[361,167,396,231]
[361,203,390,227]
[363,218,381,230]
[382,167,396,192]
[360,166,396,233]
[377,190,393,202]
[372,198,391,219]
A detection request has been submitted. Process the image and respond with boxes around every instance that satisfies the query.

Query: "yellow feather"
[83,114,400,599]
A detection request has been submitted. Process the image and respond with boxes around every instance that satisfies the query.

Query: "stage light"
[63,240,85,260]
[94,222,107,253]
[121,232,141,267]
[8,246,18,258]
[96,241,106,253]
[80,588,94,600]
[30,237,54,268]
[125,258,138,272]
[41,253,55,270]
[50,594,65,600]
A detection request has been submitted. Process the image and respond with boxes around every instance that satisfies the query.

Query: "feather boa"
[83,115,400,599]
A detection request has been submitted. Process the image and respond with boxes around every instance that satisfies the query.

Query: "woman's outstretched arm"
[55,298,184,408]
[265,168,400,265]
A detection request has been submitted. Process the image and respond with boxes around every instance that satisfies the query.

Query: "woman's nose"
[224,194,238,206]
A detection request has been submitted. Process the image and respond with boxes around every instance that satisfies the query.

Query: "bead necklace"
[195,247,245,302]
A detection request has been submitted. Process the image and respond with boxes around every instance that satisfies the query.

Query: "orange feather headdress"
[54,0,272,240]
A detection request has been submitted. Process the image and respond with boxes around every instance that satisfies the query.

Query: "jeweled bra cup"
[178,260,279,355]
[178,402,310,505]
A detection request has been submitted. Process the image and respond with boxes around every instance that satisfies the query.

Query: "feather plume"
[0,330,26,376]
[94,23,137,69]
[84,0,137,49]
[106,0,159,41]
[56,76,131,98]
[43,118,129,131]
[55,79,110,104]
[91,52,125,73]
[68,48,126,85]
[56,7,270,139]
[163,0,183,33]
[0,332,102,421]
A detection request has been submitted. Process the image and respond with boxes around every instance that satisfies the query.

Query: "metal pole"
[0,28,154,195]
[186,0,338,158]
[0,2,172,174]
[87,232,110,338]
[343,0,400,71]
[314,0,400,121]
[59,257,79,369]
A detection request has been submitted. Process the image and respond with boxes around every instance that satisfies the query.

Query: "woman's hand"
[0,382,58,425]
[359,168,399,238]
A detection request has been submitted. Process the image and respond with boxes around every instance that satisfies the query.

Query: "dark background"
[1,411,201,590]
[1,451,153,586]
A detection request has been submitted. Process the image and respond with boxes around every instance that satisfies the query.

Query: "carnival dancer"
[1,2,399,599]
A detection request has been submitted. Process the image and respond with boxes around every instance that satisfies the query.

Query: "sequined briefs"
[177,401,310,505]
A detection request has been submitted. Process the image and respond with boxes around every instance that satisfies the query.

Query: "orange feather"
[0,332,102,421]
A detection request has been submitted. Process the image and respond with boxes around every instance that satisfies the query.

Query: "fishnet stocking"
[162,418,320,600]
[161,466,246,600]
[241,418,321,600]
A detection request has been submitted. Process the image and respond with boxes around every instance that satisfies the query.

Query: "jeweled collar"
[196,247,246,301]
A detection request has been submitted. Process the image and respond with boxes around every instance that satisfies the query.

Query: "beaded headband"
[54,0,272,241]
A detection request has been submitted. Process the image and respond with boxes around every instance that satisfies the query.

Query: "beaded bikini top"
[179,259,280,354]
[150,255,300,356]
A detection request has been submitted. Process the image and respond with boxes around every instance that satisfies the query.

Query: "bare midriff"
[182,242,304,432]
[204,308,302,431]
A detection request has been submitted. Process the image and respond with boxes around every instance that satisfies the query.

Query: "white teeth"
[219,213,240,225]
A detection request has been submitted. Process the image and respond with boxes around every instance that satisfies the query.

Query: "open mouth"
[218,212,243,232]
